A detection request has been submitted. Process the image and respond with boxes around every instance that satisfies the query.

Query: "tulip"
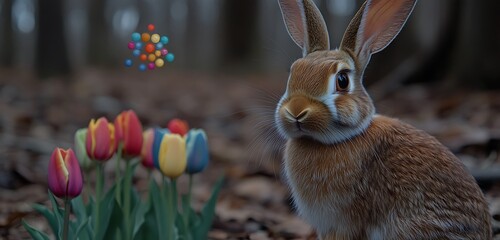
[158,134,187,179]
[141,128,155,169]
[185,129,209,174]
[74,128,95,171]
[152,128,170,169]
[167,118,189,136]
[48,148,83,199]
[115,110,143,158]
[86,117,116,161]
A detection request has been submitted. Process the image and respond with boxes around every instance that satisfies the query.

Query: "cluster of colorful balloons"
[124,24,175,71]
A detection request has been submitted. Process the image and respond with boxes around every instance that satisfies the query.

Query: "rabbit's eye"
[336,72,349,92]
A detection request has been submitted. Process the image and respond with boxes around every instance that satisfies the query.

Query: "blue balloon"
[166,53,175,62]
[156,43,164,49]
[131,32,141,42]
[132,49,140,57]
[135,42,143,50]
[124,59,133,67]
[138,64,147,71]
[160,36,169,45]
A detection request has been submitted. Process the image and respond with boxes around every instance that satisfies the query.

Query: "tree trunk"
[36,0,71,78]
[1,0,14,66]
[220,0,258,70]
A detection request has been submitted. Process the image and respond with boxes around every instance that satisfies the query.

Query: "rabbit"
[274,0,492,239]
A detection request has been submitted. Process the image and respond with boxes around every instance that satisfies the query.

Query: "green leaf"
[32,204,58,236]
[48,190,63,240]
[22,220,51,240]
[175,211,187,239]
[86,196,95,217]
[179,194,199,240]
[75,217,91,240]
[131,198,148,237]
[71,195,87,222]
[102,198,124,240]
[134,178,158,240]
[67,196,93,240]
[192,176,224,240]
[133,205,159,240]
[95,185,117,240]
[150,179,168,239]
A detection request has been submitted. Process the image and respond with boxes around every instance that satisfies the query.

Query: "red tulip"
[48,148,83,199]
[86,117,116,161]
[115,110,143,158]
[141,128,155,169]
[167,118,189,136]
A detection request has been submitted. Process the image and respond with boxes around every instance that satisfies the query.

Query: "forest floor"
[1,69,500,239]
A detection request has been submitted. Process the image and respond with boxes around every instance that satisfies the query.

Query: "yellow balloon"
[159,134,187,179]
[155,50,162,57]
[151,34,160,43]
[155,59,164,67]
[148,54,156,62]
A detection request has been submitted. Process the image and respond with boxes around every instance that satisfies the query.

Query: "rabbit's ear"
[278,0,330,56]
[340,0,417,69]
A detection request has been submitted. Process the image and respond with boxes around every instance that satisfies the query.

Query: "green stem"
[115,144,123,206]
[164,177,175,240]
[184,174,194,240]
[123,159,132,240]
[172,179,177,216]
[145,170,152,205]
[62,197,71,240]
[84,171,92,203]
[94,163,104,239]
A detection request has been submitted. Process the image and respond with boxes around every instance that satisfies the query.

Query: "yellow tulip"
[159,134,187,179]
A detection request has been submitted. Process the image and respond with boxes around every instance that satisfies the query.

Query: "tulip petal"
[167,119,189,136]
[86,119,97,159]
[152,128,170,169]
[159,134,187,178]
[94,120,112,159]
[114,114,125,144]
[186,130,209,174]
[108,123,117,157]
[48,148,69,198]
[123,111,143,156]
[64,149,83,198]
[141,129,155,169]
[75,128,95,170]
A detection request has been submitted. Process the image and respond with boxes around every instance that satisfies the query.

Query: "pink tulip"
[115,110,143,158]
[86,117,116,161]
[48,148,83,199]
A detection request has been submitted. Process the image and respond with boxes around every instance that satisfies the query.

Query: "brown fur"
[276,0,492,239]
[285,116,491,239]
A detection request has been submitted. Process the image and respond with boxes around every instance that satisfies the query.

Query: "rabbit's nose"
[284,107,310,122]
[283,95,311,122]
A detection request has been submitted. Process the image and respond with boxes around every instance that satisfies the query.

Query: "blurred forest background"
[1,0,500,239]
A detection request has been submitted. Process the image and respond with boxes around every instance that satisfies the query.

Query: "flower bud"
[115,110,143,158]
[152,128,170,169]
[48,148,83,199]
[159,134,187,179]
[141,128,155,169]
[86,117,116,161]
[167,118,189,136]
[74,128,95,171]
[185,129,209,174]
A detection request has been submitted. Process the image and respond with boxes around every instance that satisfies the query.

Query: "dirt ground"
[1,69,500,239]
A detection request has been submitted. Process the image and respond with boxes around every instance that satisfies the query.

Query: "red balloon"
[148,24,155,32]
[145,43,155,53]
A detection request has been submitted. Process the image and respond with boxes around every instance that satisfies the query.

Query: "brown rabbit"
[275,0,492,239]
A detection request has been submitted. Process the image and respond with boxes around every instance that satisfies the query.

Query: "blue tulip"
[185,129,209,174]
[152,128,170,169]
